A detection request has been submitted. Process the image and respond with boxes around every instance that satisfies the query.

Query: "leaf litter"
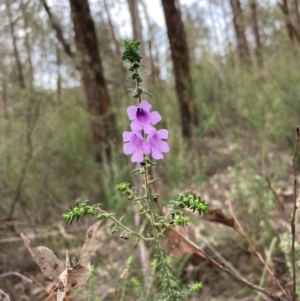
[21,221,103,301]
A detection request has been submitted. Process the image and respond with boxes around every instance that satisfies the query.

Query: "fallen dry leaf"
[21,233,65,281]
[22,221,103,301]
[203,208,235,228]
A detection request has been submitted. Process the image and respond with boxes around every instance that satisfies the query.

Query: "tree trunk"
[6,0,26,89]
[56,44,62,102]
[103,0,121,57]
[69,0,116,162]
[20,0,34,87]
[161,0,198,138]
[229,0,250,62]
[249,0,262,63]
[1,78,9,120]
[293,0,300,32]
[140,0,160,84]
[279,0,300,45]
[41,0,76,60]
[220,0,235,67]
[127,0,148,90]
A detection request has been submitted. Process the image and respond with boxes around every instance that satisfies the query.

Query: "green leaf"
[119,215,126,223]
[133,196,147,202]
[148,178,158,184]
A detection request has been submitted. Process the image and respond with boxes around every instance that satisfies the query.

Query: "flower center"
[136,108,148,123]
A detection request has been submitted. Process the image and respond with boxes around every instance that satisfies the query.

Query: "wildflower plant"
[62,41,208,301]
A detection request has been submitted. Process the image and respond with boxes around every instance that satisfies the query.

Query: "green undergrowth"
[1,47,300,224]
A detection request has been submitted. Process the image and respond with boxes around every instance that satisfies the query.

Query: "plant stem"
[97,208,154,241]
[143,166,175,297]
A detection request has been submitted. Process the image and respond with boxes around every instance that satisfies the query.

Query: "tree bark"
[249,0,262,63]
[279,0,300,45]
[229,0,250,62]
[40,0,76,60]
[69,0,116,162]
[6,0,26,89]
[293,0,300,32]
[161,0,198,138]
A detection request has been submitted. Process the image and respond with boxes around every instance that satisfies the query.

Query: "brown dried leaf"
[21,233,64,281]
[203,208,235,228]
[66,265,89,288]
[56,269,68,301]
[78,221,102,267]
[163,225,196,257]
[22,221,103,301]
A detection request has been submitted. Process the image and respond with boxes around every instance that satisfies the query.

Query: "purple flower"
[145,129,169,160]
[123,131,150,162]
[127,100,161,134]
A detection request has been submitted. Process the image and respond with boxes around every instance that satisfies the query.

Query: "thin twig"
[0,289,11,301]
[0,272,33,283]
[226,199,289,298]
[266,176,285,212]
[151,190,289,301]
[9,96,42,218]
[0,225,87,244]
[25,273,49,293]
[290,126,300,301]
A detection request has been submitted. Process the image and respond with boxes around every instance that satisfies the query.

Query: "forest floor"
[0,136,297,301]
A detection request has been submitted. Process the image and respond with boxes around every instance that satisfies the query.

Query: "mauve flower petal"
[157,129,168,139]
[127,105,137,120]
[123,131,132,142]
[139,100,151,112]
[149,111,161,124]
[157,140,170,152]
[130,120,143,132]
[142,142,151,154]
[143,123,156,134]
[131,148,143,162]
[151,148,163,160]
[123,142,135,155]
[146,131,155,140]
[134,131,144,140]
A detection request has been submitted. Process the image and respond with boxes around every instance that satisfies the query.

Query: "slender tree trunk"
[249,0,262,63]
[6,0,26,89]
[207,0,221,54]
[40,0,76,60]
[1,78,9,120]
[220,0,235,67]
[293,0,300,32]
[20,0,34,87]
[140,0,160,84]
[69,0,116,163]
[279,0,300,45]
[103,0,121,57]
[229,0,250,62]
[56,44,62,102]
[127,0,148,90]
[161,0,198,138]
